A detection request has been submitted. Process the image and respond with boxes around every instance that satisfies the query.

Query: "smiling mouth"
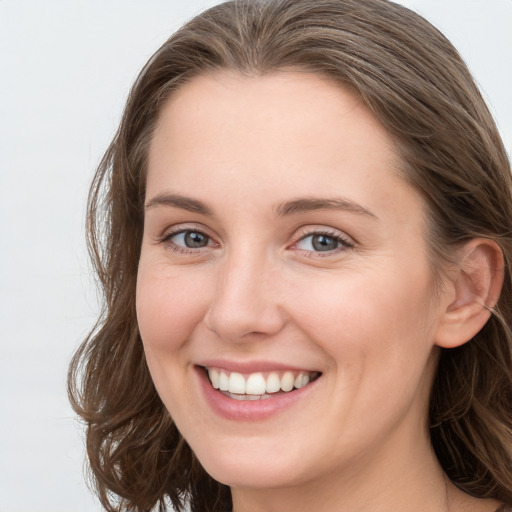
[202,366,321,401]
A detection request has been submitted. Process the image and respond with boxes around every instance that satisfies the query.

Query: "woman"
[68,1,512,511]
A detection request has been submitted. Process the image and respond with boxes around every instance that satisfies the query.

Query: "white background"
[1,1,511,511]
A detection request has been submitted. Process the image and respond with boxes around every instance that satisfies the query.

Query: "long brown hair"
[68,1,512,511]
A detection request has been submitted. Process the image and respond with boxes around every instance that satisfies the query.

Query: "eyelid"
[159,222,213,240]
[290,226,355,254]
[158,223,219,252]
[155,223,354,256]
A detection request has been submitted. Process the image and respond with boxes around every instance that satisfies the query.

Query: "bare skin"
[138,71,504,512]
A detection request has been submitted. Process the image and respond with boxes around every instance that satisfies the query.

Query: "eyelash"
[159,227,215,255]
[159,227,355,256]
[292,229,354,256]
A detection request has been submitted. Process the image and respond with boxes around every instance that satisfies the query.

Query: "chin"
[203,461,299,489]
[192,441,309,489]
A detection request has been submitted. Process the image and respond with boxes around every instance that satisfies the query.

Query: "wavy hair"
[68,1,512,511]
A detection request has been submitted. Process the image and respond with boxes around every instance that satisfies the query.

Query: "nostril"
[203,307,287,342]
[202,265,288,341]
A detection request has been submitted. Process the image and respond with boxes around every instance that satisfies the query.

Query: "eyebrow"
[144,192,378,220]
[145,193,213,215]
[274,197,378,219]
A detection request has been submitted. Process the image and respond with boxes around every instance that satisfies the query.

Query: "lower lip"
[195,366,320,421]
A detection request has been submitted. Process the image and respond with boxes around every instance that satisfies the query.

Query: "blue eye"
[295,233,350,252]
[168,230,211,249]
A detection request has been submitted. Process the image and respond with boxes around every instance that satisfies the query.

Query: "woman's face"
[137,72,451,492]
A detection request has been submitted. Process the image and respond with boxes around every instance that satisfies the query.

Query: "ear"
[435,238,504,349]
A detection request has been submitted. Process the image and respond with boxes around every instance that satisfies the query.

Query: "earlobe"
[435,239,504,349]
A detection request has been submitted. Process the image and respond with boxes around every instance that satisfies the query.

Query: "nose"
[203,250,287,342]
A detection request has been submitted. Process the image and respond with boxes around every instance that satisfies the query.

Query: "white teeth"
[219,371,229,391]
[294,372,310,389]
[209,368,220,389]
[281,371,295,392]
[229,372,246,394]
[265,372,281,393]
[227,392,272,401]
[206,367,318,397]
[245,373,266,395]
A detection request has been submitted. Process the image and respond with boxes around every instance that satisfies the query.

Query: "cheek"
[135,262,215,421]
[288,262,436,378]
[136,262,211,353]
[288,266,438,448]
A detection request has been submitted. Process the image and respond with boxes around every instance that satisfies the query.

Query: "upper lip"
[196,359,320,374]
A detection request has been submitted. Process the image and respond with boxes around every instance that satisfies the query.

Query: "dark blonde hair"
[68,1,512,511]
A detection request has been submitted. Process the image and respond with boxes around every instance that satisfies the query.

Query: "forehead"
[146,71,422,225]
[151,70,392,151]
